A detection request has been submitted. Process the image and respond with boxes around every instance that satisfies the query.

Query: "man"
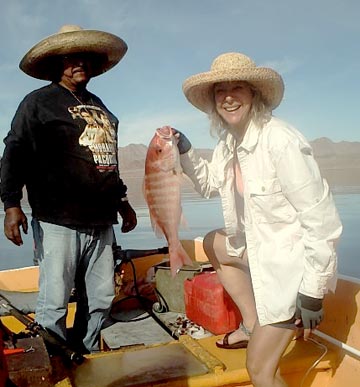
[0,25,137,353]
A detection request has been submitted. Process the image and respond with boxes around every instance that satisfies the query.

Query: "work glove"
[172,128,192,154]
[295,293,323,330]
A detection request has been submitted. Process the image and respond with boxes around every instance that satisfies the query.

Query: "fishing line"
[111,250,174,338]
[300,337,328,387]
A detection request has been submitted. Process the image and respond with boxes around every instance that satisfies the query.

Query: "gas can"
[184,272,242,335]
[0,322,9,387]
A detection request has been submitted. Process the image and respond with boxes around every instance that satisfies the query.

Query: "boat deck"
[67,330,338,387]
[1,241,359,386]
[1,305,338,387]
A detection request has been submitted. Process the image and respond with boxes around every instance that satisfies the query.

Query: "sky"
[0,0,359,154]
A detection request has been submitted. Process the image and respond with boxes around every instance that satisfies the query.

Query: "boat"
[0,238,359,387]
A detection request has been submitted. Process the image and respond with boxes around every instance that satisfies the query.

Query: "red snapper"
[143,126,193,276]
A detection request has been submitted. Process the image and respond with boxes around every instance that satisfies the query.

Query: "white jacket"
[180,116,342,325]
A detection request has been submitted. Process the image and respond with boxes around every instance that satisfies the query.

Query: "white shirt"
[180,116,342,325]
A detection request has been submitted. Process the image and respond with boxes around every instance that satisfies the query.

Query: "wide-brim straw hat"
[182,52,284,112]
[19,25,128,80]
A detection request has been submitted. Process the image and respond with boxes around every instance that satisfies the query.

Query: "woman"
[175,52,342,386]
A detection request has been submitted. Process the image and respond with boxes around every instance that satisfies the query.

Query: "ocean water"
[0,193,359,279]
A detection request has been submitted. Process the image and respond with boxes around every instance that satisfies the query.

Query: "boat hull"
[0,239,359,387]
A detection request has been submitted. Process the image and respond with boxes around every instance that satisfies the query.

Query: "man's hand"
[118,201,137,233]
[172,128,192,154]
[295,293,323,340]
[4,207,28,246]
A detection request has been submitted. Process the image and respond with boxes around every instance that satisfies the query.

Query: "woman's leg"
[247,321,295,386]
[203,229,257,344]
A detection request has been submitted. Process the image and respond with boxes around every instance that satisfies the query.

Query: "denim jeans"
[32,219,115,352]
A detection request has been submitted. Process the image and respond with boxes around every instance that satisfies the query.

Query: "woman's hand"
[295,293,323,340]
[172,128,192,154]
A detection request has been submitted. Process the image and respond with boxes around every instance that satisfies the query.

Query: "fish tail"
[169,243,193,277]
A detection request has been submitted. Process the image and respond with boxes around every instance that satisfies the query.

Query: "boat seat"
[0,290,38,315]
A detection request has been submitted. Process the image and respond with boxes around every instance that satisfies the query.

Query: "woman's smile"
[223,104,241,112]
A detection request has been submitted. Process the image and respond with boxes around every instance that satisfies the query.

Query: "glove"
[172,128,192,154]
[295,293,323,330]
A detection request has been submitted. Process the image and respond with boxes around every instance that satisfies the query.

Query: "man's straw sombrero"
[19,25,128,80]
[182,52,284,113]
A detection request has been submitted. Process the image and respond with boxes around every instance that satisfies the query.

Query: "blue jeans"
[32,219,115,352]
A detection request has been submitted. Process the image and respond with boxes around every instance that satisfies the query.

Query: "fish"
[143,126,193,277]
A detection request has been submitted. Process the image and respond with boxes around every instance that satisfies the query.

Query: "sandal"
[215,322,252,349]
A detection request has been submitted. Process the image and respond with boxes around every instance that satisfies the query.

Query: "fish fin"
[179,211,188,230]
[169,243,193,278]
[149,214,165,239]
[154,225,164,239]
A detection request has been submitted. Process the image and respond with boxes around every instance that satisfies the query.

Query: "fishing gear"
[113,245,169,268]
[0,293,84,365]
[111,245,174,337]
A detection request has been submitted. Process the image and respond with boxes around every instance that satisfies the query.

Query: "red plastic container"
[0,322,9,387]
[184,272,242,335]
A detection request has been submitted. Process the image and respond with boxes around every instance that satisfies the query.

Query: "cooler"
[184,272,242,335]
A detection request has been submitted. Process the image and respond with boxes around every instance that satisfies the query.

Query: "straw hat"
[182,52,284,112]
[19,25,128,80]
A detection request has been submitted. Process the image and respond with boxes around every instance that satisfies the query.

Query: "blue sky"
[0,0,359,154]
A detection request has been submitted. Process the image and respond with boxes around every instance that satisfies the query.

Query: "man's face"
[61,53,93,89]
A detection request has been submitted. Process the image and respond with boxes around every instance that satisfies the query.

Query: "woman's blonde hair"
[208,82,272,139]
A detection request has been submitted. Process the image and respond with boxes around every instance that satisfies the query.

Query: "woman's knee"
[203,229,226,265]
[246,356,271,386]
[203,230,217,254]
[204,229,243,267]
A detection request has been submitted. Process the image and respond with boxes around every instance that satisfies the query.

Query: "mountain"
[311,137,360,157]
[117,138,360,204]
[309,138,360,188]
[118,143,148,170]
[118,144,213,172]
[1,137,358,208]
[119,137,360,177]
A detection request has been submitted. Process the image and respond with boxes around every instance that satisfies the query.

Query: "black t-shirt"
[0,83,127,226]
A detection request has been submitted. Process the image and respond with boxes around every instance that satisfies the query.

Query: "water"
[0,193,359,279]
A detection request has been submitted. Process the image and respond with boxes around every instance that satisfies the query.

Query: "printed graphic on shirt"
[68,104,117,172]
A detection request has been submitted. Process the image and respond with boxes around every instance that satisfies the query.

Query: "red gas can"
[184,272,242,335]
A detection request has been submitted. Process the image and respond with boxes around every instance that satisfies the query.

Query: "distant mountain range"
[306,138,360,189]
[117,137,360,204]
[1,137,359,208]
[119,137,360,165]
[120,137,360,180]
